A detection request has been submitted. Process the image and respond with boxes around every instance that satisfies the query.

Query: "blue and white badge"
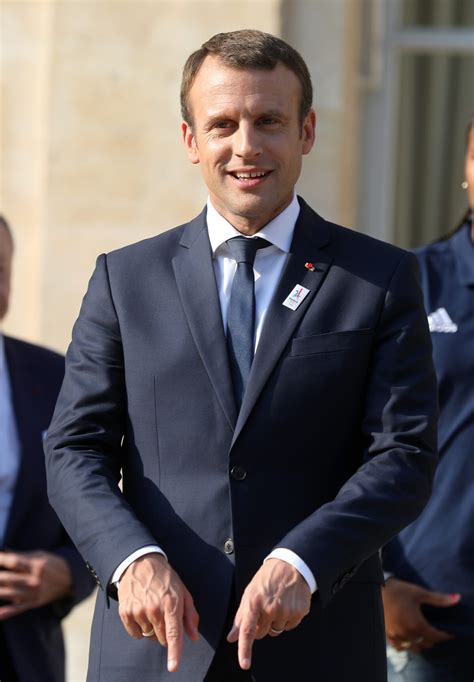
[282,284,310,311]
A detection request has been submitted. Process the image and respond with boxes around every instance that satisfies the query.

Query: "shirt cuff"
[111,546,167,587]
[264,548,317,594]
[383,571,394,582]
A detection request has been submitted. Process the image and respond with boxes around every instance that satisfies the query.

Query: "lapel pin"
[305,262,315,271]
[283,284,310,311]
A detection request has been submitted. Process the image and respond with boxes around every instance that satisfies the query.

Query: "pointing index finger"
[237,607,259,670]
[164,602,184,673]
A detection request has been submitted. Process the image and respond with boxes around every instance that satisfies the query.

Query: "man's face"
[0,226,13,322]
[182,56,316,235]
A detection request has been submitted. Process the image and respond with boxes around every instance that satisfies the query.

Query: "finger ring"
[142,629,155,638]
[269,626,284,635]
[400,640,411,649]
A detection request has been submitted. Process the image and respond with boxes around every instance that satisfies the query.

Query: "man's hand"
[117,553,199,673]
[227,558,311,670]
[0,550,73,620]
[382,577,459,652]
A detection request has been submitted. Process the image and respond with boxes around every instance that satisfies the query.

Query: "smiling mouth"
[229,170,272,184]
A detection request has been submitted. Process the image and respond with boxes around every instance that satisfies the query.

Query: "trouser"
[204,587,254,682]
[387,638,474,682]
[0,624,18,682]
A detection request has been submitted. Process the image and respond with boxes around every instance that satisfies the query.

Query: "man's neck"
[207,196,298,236]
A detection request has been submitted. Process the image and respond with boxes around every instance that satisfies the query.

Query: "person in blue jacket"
[382,114,474,681]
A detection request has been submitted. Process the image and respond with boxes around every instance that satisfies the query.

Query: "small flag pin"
[305,262,315,271]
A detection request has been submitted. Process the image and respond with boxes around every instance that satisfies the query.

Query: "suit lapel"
[232,200,333,445]
[172,211,238,430]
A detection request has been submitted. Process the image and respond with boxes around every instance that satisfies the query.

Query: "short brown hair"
[180,30,313,127]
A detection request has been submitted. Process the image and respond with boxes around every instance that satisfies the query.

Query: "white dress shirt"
[112,197,317,593]
[0,334,21,545]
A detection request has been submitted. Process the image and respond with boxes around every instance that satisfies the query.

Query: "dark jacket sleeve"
[45,255,158,596]
[276,252,438,606]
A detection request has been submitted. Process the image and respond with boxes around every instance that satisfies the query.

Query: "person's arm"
[276,251,438,601]
[229,252,438,669]
[45,255,162,589]
[45,254,198,672]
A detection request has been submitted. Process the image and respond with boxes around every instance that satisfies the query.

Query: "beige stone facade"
[1,0,362,350]
[1,2,362,679]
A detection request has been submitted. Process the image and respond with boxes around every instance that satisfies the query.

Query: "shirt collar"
[206,194,300,256]
[451,221,474,286]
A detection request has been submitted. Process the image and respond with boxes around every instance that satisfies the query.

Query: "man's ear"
[182,121,200,164]
[301,109,316,156]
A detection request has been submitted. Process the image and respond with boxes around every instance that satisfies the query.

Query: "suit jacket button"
[224,539,234,555]
[230,466,247,481]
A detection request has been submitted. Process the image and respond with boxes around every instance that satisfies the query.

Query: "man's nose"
[234,124,262,159]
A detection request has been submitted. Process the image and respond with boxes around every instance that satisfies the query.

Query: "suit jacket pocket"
[290,328,372,357]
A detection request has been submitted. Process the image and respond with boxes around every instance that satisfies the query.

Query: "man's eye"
[214,121,232,129]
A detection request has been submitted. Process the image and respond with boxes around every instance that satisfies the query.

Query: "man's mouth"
[229,170,272,185]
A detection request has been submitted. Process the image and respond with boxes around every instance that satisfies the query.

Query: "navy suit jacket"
[2,337,95,682]
[46,200,438,681]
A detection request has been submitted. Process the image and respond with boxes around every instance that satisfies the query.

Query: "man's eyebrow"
[204,108,285,125]
[258,109,284,118]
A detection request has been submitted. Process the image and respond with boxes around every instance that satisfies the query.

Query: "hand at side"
[0,550,72,620]
[227,558,311,670]
[118,553,199,672]
[383,577,459,651]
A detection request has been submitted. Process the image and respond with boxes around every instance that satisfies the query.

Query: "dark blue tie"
[226,236,270,406]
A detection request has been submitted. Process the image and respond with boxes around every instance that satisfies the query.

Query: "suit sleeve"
[44,360,97,615]
[45,254,158,598]
[276,252,438,607]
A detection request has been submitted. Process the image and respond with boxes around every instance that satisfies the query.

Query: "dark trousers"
[204,635,255,681]
[387,637,474,682]
[204,588,255,682]
[0,624,18,682]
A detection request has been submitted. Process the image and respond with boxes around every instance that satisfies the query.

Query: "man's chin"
[225,195,276,221]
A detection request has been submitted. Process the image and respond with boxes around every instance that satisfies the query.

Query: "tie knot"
[226,236,271,265]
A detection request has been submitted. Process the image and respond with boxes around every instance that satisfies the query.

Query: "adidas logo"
[427,307,458,333]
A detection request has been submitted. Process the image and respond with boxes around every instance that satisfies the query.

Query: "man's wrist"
[111,546,167,588]
[265,548,317,594]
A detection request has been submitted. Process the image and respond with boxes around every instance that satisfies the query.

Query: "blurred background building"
[1,1,473,680]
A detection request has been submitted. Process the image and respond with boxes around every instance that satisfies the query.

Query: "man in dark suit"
[45,31,438,681]
[0,216,95,682]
